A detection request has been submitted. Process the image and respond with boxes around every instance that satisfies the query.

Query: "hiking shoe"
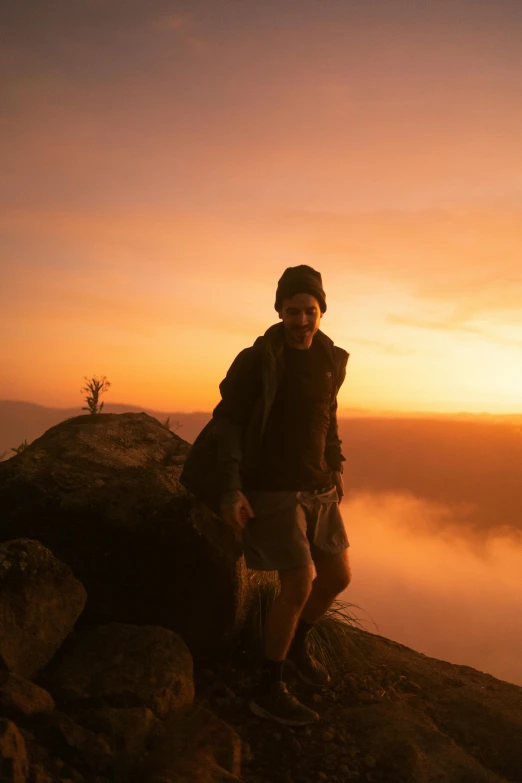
[286,645,331,687]
[248,681,320,726]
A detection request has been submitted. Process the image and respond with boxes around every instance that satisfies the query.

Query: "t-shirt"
[243,337,334,491]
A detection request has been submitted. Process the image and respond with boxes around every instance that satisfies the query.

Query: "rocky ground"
[194,628,522,783]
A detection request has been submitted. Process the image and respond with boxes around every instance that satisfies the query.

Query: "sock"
[290,619,314,653]
[259,657,284,691]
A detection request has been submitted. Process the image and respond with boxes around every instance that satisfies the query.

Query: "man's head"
[274,265,326,349]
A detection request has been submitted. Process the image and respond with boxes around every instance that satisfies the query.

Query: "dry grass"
[241,571,378,678]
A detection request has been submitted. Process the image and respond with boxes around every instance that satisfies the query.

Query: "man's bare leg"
[249,562,321,724]
[284,550,351,685]
[264,563,315,660]
[299,549,351,624]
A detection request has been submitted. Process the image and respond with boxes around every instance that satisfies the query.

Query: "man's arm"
[325,348,349,500]
[324,396,346,474]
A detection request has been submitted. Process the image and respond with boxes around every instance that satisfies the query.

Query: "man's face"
[279,293,322,349]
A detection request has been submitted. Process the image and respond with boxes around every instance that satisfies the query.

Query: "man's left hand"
[333,471,344,503]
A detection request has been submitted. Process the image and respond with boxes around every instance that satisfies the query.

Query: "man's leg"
[249,564,321,725]
[300,549,351,624]
[287,550,351,685]
[264,563,315,661]
[243,490,324,723]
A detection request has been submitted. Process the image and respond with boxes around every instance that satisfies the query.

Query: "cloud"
[386,313,522,350]
[338,416,522,538]
[341,491,522,686]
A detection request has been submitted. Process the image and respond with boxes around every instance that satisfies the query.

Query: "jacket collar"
[255,322,336,363]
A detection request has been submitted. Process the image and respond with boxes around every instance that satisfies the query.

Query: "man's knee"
[278,564,314,609]
[315,551,352,596]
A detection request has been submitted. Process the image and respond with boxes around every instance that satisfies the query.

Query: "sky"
[2,0,522,414]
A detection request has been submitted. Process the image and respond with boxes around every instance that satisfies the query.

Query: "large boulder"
[41,623,194,719]
[0,412,263,654]
[0,539,86,678]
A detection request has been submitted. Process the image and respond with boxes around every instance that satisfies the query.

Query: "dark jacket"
[180,323,349,514]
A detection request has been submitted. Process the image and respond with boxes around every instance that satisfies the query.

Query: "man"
[182,265,351,726]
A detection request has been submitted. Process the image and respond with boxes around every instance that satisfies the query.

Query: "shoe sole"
[248,700,319,726]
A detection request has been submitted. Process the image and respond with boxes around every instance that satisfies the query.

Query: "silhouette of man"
[184,265,351,725]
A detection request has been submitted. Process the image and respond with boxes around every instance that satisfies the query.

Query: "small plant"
[162,416,182,432]
[11,439,29,454]
[81,375,111,414]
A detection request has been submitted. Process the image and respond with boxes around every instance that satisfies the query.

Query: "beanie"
[274,265,327,314]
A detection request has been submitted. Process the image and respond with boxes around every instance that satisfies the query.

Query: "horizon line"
[1,398,521,421]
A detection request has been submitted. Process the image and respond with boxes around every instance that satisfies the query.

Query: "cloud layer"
[341,491,522,687]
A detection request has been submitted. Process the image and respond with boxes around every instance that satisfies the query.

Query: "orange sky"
[2,0,522,414]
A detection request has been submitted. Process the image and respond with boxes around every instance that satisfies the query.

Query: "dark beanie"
[274,265,327,314]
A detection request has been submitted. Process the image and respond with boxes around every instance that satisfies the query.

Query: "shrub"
[81,375,111,414]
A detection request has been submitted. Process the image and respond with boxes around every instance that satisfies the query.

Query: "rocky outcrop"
[202,627,522,783]
[0,412,263,654]
[0,531,242,783]
[41,622,194,718]
[0,538,86,678]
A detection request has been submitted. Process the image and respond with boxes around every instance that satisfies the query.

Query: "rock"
[42,622,194,718]
[0,539,86,679]
[37,711,113,773]
[72,706,160,773]
[0,672,55,720]
[142,706,242,783]
[0,412,275,654]
[0,718,29,783]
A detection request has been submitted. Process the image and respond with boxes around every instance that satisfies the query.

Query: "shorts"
[243,485,349,571]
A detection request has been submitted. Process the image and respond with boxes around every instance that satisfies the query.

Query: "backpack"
[179,418,223,516]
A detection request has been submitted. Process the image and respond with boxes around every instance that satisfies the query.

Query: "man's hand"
[332,471,344,503]
[219,490,255,528]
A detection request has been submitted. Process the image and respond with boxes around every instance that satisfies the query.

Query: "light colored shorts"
[243,485,349,571]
